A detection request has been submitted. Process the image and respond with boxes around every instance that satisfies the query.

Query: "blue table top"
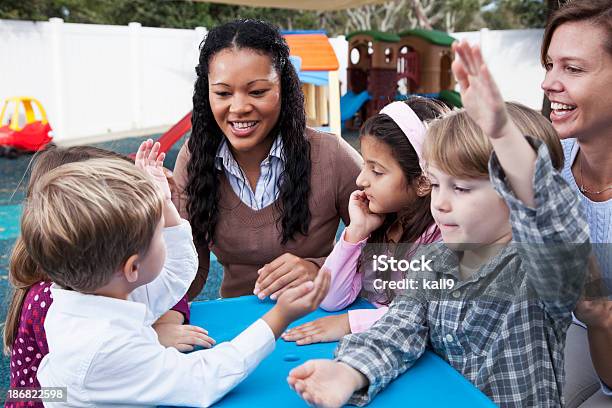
[185,296,495,407]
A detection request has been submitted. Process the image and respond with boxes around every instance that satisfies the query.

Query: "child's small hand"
[276,268,331,322]
[262,268,331,338]
[153,322,216,352]
[282,313,350,345]
[451,41,512,140]
[135,139,171,201]
[346,190,385,243]
[255,253,319,301]
[288,360,367,408]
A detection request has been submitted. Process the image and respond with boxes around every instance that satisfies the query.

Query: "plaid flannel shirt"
[335,137,591,407]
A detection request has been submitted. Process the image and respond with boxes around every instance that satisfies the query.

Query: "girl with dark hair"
[540,1,612,406]
[173,19,361,300]
[283,97,447,345]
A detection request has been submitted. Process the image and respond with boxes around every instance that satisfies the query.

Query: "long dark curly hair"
[187,19,310,248]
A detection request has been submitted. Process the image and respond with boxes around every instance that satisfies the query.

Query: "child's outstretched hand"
[135,139,171,200]
[153,322,216,352]
[346,190,385,243]
[288,360,367,408]
[262,268,331,339]
[282,313,350,345]
[452,40,512,139]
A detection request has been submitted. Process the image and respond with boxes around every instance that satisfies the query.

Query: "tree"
[482,0,548,29]
[0,0,551,33]
[341,0,485,34]
[441,0,486,32]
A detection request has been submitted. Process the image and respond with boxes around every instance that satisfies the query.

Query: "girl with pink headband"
[283,97,447,345]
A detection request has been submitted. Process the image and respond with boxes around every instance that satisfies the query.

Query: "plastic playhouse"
[342,28,462,128]
[0,96,53,158]
[284,31,341,135]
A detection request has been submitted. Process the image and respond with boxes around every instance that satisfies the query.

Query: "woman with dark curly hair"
[173,19,361,300]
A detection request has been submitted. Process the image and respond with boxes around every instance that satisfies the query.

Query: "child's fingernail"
[253,288,260,295]
[270,294,277,300]
[258,293,265,300]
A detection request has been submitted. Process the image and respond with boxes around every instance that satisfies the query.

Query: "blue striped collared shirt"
[215,135,284,210]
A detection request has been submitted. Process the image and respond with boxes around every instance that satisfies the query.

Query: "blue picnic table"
[178,296,496,407]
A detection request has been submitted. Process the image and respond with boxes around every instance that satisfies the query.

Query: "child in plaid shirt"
[288,41,591,407]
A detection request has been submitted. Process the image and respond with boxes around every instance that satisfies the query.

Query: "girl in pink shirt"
[283,97,447,345]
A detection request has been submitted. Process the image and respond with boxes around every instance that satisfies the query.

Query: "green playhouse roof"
[346,30,400,43]
[398,28,456,46]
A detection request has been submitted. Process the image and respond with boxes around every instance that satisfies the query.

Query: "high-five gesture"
[452,40,536,207]
[135,139,181,227]
[135,139,170,200]
[452,41,514,139]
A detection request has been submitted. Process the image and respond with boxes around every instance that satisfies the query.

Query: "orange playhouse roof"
[284,34,339,71]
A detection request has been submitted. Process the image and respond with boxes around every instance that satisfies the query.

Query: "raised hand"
[135,139,171,200]
[453,40,536,206]
[282,313,350,345]
[452,40,510,139]
[345,190,385,243]
[287,360,367,408]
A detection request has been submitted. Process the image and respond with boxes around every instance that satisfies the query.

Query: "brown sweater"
[173,128,362,299]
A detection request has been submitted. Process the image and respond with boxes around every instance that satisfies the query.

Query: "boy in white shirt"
[23,141,330,407]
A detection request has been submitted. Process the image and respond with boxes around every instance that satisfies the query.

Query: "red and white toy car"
[0,97,53,158]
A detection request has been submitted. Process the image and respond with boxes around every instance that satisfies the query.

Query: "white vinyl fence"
[452,28,546,110]
[0,19,546,143]
[0,18,205,143]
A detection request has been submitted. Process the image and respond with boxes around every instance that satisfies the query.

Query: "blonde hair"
[423,102,563,178]
[4,146,133,354]
[20,157,163,294]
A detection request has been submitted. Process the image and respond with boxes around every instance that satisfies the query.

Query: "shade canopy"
[191,0,387,11]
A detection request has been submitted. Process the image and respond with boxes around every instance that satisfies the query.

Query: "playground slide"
[340,90,371,122]
[157,111,192,153]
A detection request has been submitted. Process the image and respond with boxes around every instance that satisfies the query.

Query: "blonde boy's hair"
[423,102,564,178]
[21,158,164,293]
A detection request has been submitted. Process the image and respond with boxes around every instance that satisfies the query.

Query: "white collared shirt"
[38,220,275,407]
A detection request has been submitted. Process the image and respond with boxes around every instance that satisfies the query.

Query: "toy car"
[0,97,53,158]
